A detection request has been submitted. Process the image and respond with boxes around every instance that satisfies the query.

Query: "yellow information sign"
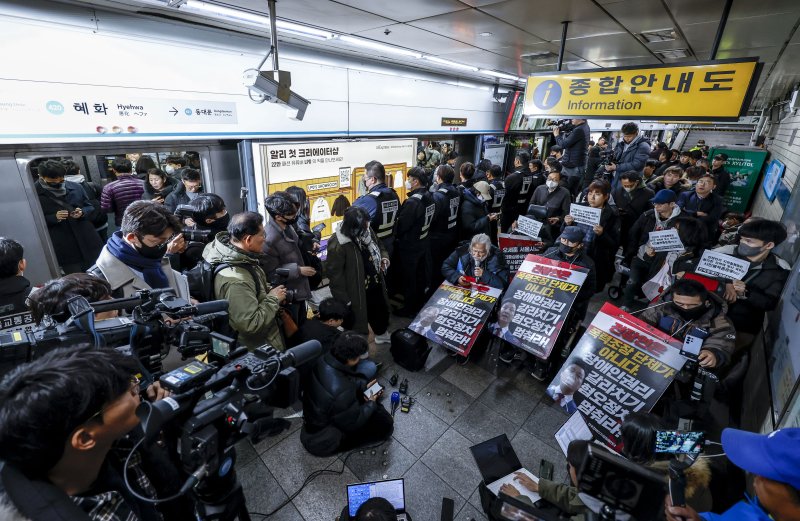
[523,58,761,121]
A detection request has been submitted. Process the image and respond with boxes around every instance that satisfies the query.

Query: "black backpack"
[390,328,431,372]
[185,260,261,302]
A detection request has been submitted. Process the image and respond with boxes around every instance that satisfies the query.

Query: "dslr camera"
[175,204,215,244]
[268,267,296,304]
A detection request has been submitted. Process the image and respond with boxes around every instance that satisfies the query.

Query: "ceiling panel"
[487,40,585,63]
[594,56,662,68]
[727,0,800,18]
[563,32,652,62]
[480,0,625,41]
[602,0,674,34]
[354,23,477,55]
[714,47,782,63]
[331,0,469,23]
[435,47,528,74]
[407,7,546,50]
[682,14,797,54]
[664,0,727,26]
[455,0,508,7]
[233,0,394,33]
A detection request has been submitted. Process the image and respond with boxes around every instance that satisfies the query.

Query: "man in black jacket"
[612,171,654,249]
[500,151,531,233]
[301,332,393,456]
[677,174,725,245]
[353,161,401,257]
[554,118,590,197]
[710,153,732,197]
[429,164,461,292]
[0,238,30,320]
[392,167,436,316]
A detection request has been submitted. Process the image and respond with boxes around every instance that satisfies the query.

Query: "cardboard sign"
[696,250,750,280]
[569,204,602,226]
[492,255,587,359]
[547,303,686,449]
[498,233,545,274]
[408,281,501,356]
[648,229,684,252]
[516,215,543,239]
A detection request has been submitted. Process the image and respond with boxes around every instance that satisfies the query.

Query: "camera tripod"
[191,455,252,521]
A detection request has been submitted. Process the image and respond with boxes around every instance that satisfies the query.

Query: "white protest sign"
[648,229,684,252]
[516,215,543,238]
[555,411,593,456]
[569,204,602,226]
[696,250,750,280]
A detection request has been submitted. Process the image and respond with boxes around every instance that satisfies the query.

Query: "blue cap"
[561,226,584,243]
[650,189,677,204]
[722,427,800,490]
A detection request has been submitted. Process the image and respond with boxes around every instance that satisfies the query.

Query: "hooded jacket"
[640,290,736,368]
[607,134,651,176]
[458,186,490,240]
[202,233,284,350]
[324,228,389,336]
[624,207,681,264]
[441,243,510,290]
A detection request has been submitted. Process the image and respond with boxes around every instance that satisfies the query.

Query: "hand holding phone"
[364,380,383,400]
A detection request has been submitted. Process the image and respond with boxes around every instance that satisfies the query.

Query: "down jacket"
[441,243,510,290]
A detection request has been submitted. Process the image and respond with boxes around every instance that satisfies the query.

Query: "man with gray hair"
[547,363,585,414]
[441,233,510,290]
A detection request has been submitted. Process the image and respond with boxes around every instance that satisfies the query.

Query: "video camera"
[137,340,322,519]
[0,288,230,378]
[268,267,296,304]
[175,204,216,244]
[547,118,574,134]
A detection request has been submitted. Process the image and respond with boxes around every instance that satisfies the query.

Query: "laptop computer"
[346,478,408,520]
[470,434,541,500]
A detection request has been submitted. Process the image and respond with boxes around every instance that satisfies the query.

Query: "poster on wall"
[707,146,768,213]
[256,139,416,239]
[762,159,785,203]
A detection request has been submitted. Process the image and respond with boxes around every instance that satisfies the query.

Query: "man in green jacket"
[203,211,286,350]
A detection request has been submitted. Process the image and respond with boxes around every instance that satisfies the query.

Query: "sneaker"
[498,348,516,364]
[531,362,549,381]
[374,331,392,345]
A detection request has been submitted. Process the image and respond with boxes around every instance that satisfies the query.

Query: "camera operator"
[666,427,800,521]
[262,192,316,326]
[171,193,229,271]
[89,201,189,300]
[0,346,184,521]
[554,118,590,198]
[203,211,286,350]
[600,122,652,188]
[27,273,119,325]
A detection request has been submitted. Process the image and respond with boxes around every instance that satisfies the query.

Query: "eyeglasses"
[85,375,141,423]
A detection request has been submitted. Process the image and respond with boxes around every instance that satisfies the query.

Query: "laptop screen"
[347,478,405,517]
[470,434,523,484]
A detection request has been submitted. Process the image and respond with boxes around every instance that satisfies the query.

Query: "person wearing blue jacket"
[666,427,800,521]
[600,122,651,188]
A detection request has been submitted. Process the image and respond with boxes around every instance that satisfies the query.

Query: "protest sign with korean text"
[547,303,686,450]
[648,229,684,252]
[493,254,587,359]
[516,215,543,239]
[408,281,501,356]
[498,233,545,274]
[569,204,602,226]
[696,250,750,280]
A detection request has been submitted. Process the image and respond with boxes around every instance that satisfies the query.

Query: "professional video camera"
[547,118,574,134]
[175,204,215,243]
[136,340,322,520]
[0,288,229,378]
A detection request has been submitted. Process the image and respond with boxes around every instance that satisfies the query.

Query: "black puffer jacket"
[458,186,490,240]
[141,176,177,202]
[302,353,375,433]
[555,121,590,168]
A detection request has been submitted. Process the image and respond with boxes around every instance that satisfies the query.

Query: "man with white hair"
[441,233,510,290]
[547,363,585,414]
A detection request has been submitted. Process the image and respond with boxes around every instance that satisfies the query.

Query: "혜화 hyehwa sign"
[523,58,761,121]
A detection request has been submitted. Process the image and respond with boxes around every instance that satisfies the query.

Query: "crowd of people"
[0,127,798,521]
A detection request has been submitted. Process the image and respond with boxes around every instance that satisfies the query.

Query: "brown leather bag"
[279,308,298,338]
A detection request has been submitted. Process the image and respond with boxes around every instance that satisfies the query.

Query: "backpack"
[185,260,261,303]
[389,328,431,372]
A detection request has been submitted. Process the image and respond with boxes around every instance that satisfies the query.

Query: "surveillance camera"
[243,68,310,121]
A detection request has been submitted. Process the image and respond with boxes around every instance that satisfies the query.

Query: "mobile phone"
[539,459,554,481]
[655,430,705,454]
[364,381,383,399]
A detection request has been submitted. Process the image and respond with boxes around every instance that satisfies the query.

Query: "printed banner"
[524,58,760,120]
[569,204,602,226]
[695,250,750,280]
[547,303,686,449]
[408,281,502,356]
[492,255,587,359]
[0,311,35,335]
[517,215,543,238]
[498,233,545,274]
[707,147,768,213]
[649,229,684,252]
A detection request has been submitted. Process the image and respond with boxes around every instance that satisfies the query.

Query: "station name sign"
[441,117,467,126]
[523,58,761,121]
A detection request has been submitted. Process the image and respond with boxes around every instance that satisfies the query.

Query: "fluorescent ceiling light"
[338,35,422,59]
[184,0,267,24]
[422,55,479,72]
[276,20,334,40]
[479,69,522,81]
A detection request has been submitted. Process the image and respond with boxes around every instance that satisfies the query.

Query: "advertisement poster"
[762,159,785,202]
[408,282,501,356]
[707,146,768,213]
[547,303,686,449]
[257,139,416,238]
[492,255,587,359]
[498,233,545,274]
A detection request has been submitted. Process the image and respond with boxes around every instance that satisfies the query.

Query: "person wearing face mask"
[600,122,651,188]
[525,168,572,245]
[164,168,203,213]
[458,163,494,241]
[163,155,187,179]
[392,167,436,317]
[141,167,177,205]
[678,174,725,245]
[442,233,510,291]
[611,170,654,249]
[169,193,230,271]
[262,192,316,327]
[427,165,462,293]
[640,278,735,371]
[88,200,189,299]
[352,161,400,258]
[35,160,103,274]
[711,219,790,348]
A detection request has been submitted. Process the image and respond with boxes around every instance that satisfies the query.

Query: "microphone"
[390,391,400,416]
[280,340,323,368]
[192,300,229,315]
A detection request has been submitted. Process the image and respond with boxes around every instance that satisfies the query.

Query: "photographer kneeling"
[301,332,393,457]
[0,346,187,521]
